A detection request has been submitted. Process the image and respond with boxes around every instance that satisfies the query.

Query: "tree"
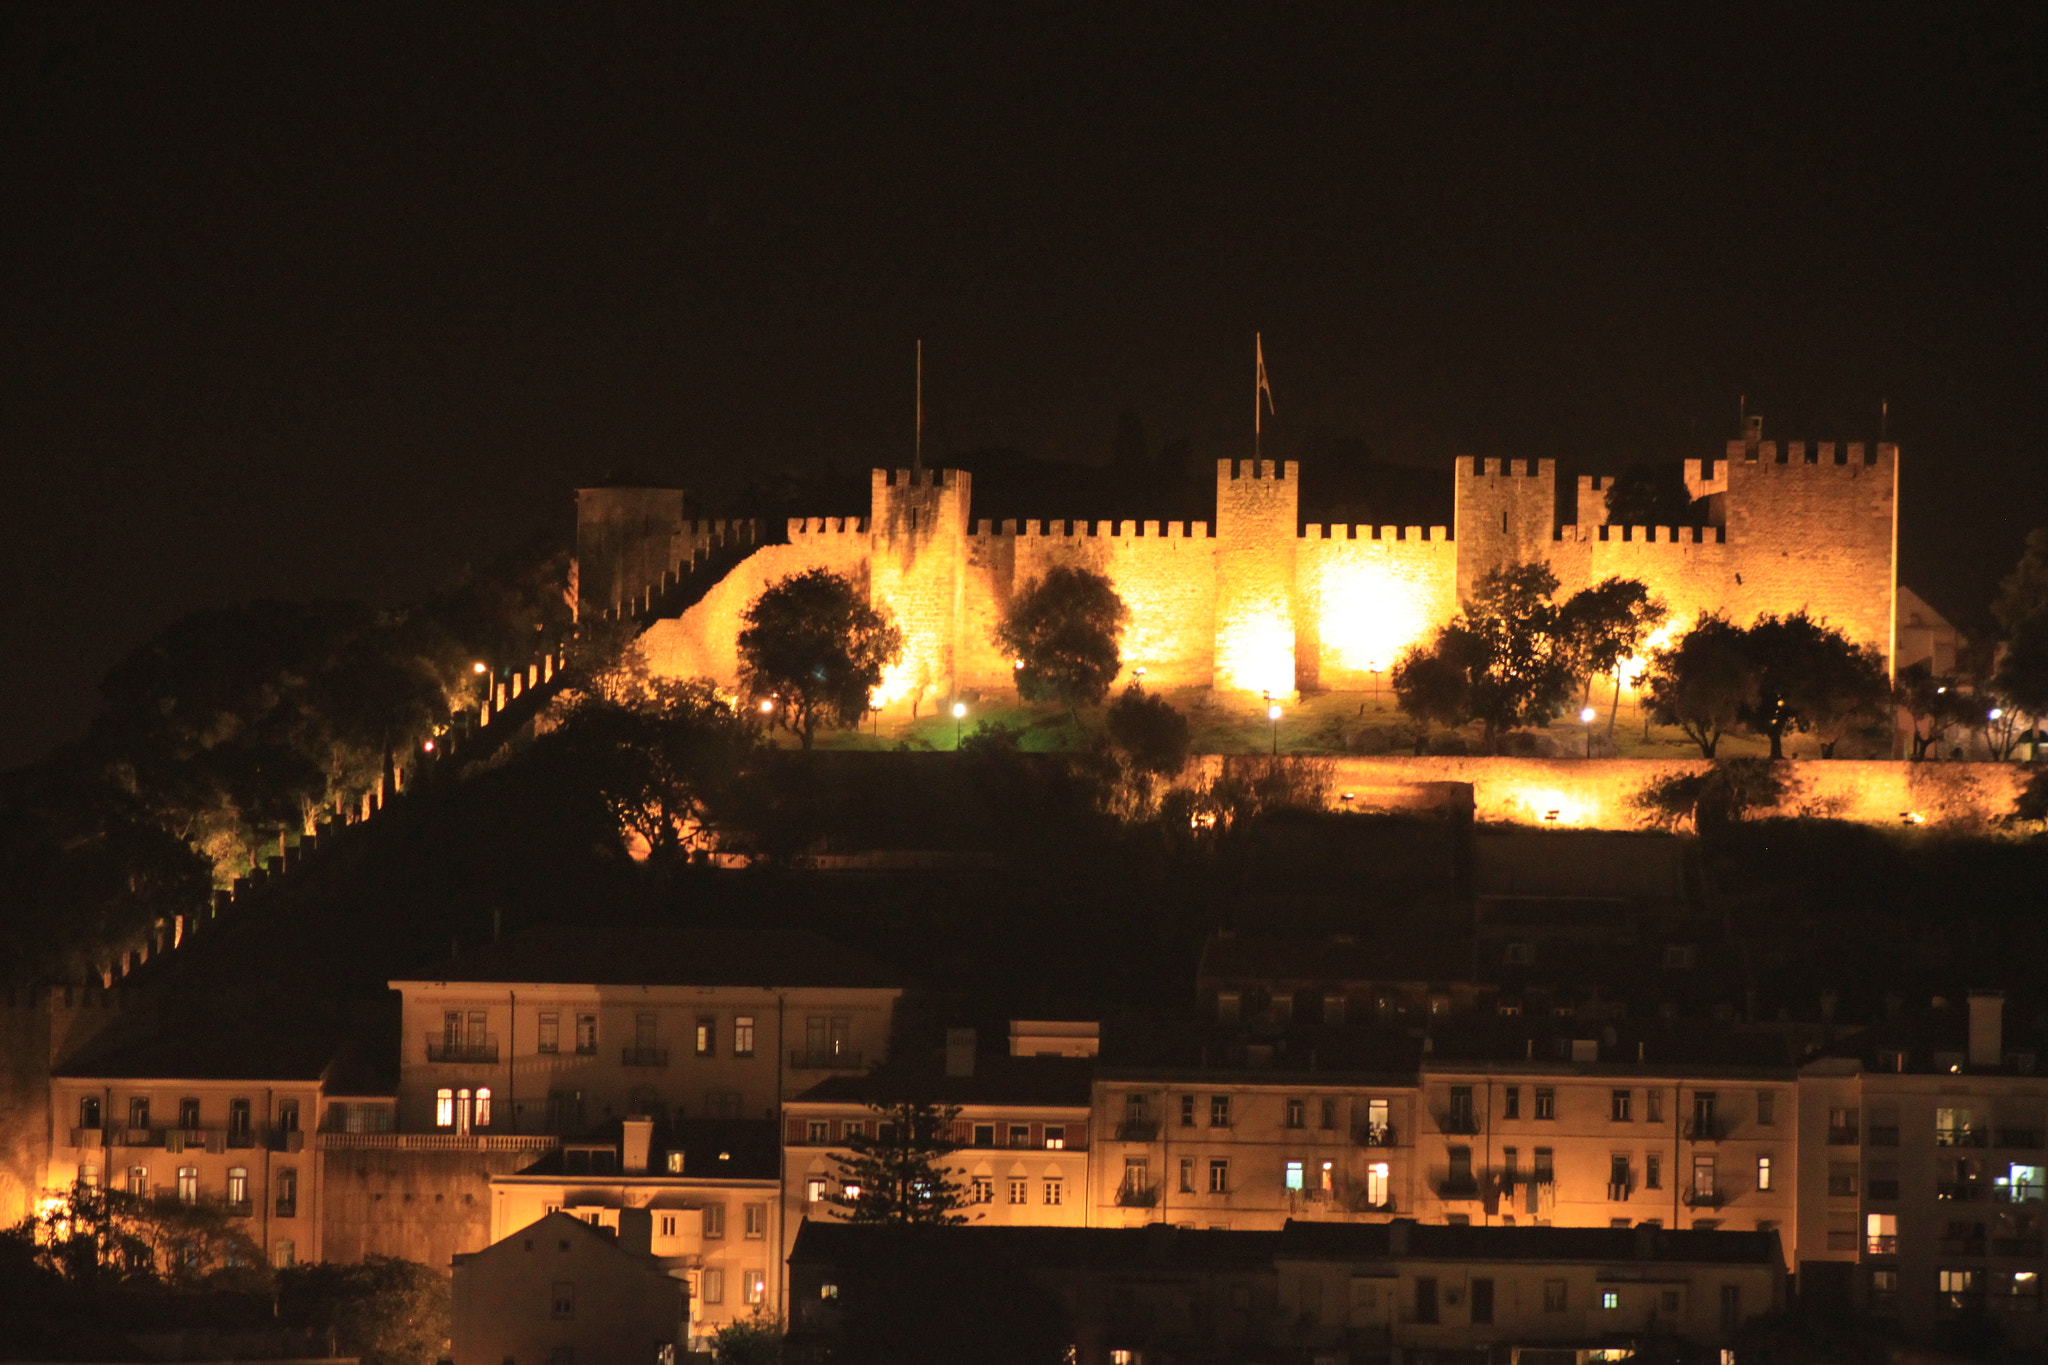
[711,1310,785,1365]
[1392,563,1578,753]
[1632,759,1798,833]
[737,570,903,749]
[1742,612,1889,759]
[1894,662,1976,761]
[1603,461,1703,528]
[996,566,1130,713]
[825,1102,971,1225]
[1992,528,2048,725]
[1557,576,1667,730]
[1644,614,1756,758]
[1105,685,1190,778]
[277,1256,450,1365]
[20,1179,268,1292]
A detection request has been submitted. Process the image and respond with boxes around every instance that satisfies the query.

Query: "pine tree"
[823,1102,971,1225]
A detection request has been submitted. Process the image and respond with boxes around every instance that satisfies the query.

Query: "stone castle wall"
[627,438,1900,706]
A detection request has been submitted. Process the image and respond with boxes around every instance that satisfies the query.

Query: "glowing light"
[1013,659,1025,670]
[1268,704,1283,721]
[471,662,488,675]
[758,699,775,713]
[1511,788,1586,826]
[1902,812,1925,825]
[1579,707,1597,724]
[1134,667,1147,678]
[951,702,967,719]
[422,740,435,752]
[1990,708,2005,720]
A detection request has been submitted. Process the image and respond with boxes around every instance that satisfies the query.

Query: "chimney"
[945,1028,976,1078]
[616,1206,652,1257]
[1387,1218,1411,1255]
[1969,992,2005,1070]
[621,1117,654,1175]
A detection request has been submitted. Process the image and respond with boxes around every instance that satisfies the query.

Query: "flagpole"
[915,339,923,476]
[1254,332,1262,460]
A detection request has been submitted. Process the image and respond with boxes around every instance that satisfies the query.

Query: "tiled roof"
[393,926,900,990]
[793,1053,1094,1108]
[1276,1219,1781,1266]
[789,1221,1282,1271]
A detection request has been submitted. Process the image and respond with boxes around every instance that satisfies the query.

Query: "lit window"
[1367,1162,1390,1208]
[843,1182,863,1201]
[435,1089,454,1129]
[1757,1156,1774,1191]
[273,1239,294,1268]
[176,1167,197,1203]
[1285,1161,1304,1191]
[78,1163,100,1188]
[821,1282,839,1301]
[1603,1290,1620,1310]
[474,1088,491,1128]
[701,1268,724,1304]
[1044,1126,1066,1150]
[667,1151,685,1173]
[744,1270,766,1305]
[227,1167,248,1205]
[970,1176,993,1203]
[1866,1212,1898,1254]
[734,1016,755,1058]
[1320,1160,1334,1192]
[806,1177,828,1203]
[696,1017,716,1057]
[127,1166,147,1195]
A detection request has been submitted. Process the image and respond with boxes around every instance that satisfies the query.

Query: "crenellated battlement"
[1726,438,1896,471]
[1462,456,1556,479]
[971,518,1212,541]
[1221,458,1298,482]
[1565,523,1724,545]
[787,516,868,539]
[1303,524,1451,542]
[876,467,965,490]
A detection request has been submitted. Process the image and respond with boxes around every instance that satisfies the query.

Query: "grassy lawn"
[798,688,1792,759]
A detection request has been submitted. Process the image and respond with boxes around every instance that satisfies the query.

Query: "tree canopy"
[737,569,903,749]
[1643,613,1756,759]
[1603,461,1706,528]
[1742,612,1890,759]
[1391,563,1593,752]
[995,566,1130,712]
[825,1101,971,1225]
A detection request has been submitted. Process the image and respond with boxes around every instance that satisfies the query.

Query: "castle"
[582,431,1899,708]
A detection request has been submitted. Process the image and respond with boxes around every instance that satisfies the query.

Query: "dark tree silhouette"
[1557,577,1666,729]
[1392,563,1578,753]
[1742,612,1890,759]
[825,1102,971,1225]
[737,569,903,749]
[1603,462,1704,527]
[1644,614,1756,758]
[995,566,1130,713]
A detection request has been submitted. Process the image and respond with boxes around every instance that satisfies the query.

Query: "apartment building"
[48,1027,332,1269]
[783,1032,1093,1248]
[487,1115,779,1344]
[388,926,901,1136]
[1417,1034,1801,1260]
[450,1208,689,1365]
[1091,1065,1421,1232]
[1798,992,2048,1344]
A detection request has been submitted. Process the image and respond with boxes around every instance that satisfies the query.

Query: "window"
[277,1099,299,1132]
[1216,990,1240,1023]
[695,1017,715,1057]
[1534,1148,1555,1183]
[474,1088,491,1128]
[1720,1284,1741,1332]
[745,1270,767,1306]
[1693,1092,1719,1135]
[1758,1156,1774,1191]
[1320,1097,1338,1130]
[272,1240,294,1268]
[2004,1164,2045,1201]
[1502,1146,1520,1183]
[1535,1088,1556,1120]
[1829,1162,1858,1197]
[1286,1098,1306,1129]
[1647,1153,1663,1189]
[844,1120,865,1140]
[1758,1091,1776,1125]
[1324,992,1347,1025]
[1179,1158,1195,1194]
[971,1123,994,1147]
[1449,1086,1475,1131]
[453,1088,472,1135]
[574,1014,597,1055]
[1503,1087,1521,1120]
[701,1268,724,1304]
[1472,1276,1495,1324]
[734,1016,755,1057]
[1937,1107,1978,1144]
[1611,1090,1632,1122]
[970,1176,993,1203]
[127,1165,148,1196]
[806,1176,828,1204]
[78,1164,99,1188]
[1005,1178,1026,1205]
[1366,1098,1391,1142]
[1544,1278,1568,1312]
[1693,1154,1717,1199]
[1319,1159,1335,1192]
[1869,1268,1898,1309]
[1285,1160,1304,1191]
[226,1167,248,1206]
[1449,1145,1474,1188]
[1045,1126,1066,1150]
[1008,1124,1031,1148]
[1646,1089,1663,1124]
[1662,1289,1681,1312]
[1610,1153,1631,1194]
[1209,1159,1230,1194]
[435,1088,455,1128]
[1179,1094,1196,1127]
[744,1203,766,1238]
[1210,1095,1231,1128]
[1414,1275,1439,1324]
[1866,1212,1897,1254]
[702,1204,725,1239]
[176,1167,197,1203]
[78,1097,101,1129]
[1505,941,1533,965]
[1603,1290,1621,1310]
[537,1011,560,1053]
[807,1120,828,1143]
[128,1097,150,1130]
[1043,1178,1063,1206]
[178,1098,200,1130]
[1367,1162,1390,1208]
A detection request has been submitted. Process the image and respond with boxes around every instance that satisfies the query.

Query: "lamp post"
[1265,693,1283,756]
[1580,705,1597,758]
[952,701,967,748]
[1368,662,1381,703]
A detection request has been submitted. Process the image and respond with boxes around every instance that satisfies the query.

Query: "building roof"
[1275,1219,1782,1267]
[512,1117,780,1181]
[789,1220,1281,1272]
[392,925,900,990]
[1197,934,1476,988]
[55,1022,342,1083]
[453,1208,659,1268]
[793,1053,1094,1108]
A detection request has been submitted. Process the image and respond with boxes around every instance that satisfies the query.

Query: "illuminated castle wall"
[628,437,1898,706]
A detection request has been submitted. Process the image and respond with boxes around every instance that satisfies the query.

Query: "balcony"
[1436,1176,1480,1200]
[269,1129,305,1153]
[1937,1128,1989,1148]
[1866,1126,1901,1147]
[1351,1190,1396,1214]
[1995,1183,2045,1204]
[226,1128,256,1149]
[1866,1235,1898,1255]
[1355,1124,1398,1149]
[69,1126,104,1149]
[1114,1119,1159,1143]
[116,1126,162,1148]
[1439,1113,1480,1136]
[1937,1181,1988,1201]
[275,1198,296,1219]
[1683,1117,1727,1143]
[1607,1182,1633,1202]
[1867,1179,1901,1201]
[1827,1126,1860,1146]
[1682,1186,1724,1209]
[620,1047,669,1068]
[424,1034,500,1064]
[790,1050,864,1071]
[1940,1235,1988,1257]
[1998,1129,2045,1150]
[1115,1181,1160,1208]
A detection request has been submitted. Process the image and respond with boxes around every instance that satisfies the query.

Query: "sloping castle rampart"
[589,434,1897,707]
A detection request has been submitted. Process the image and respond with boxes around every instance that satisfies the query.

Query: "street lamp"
[1580,705,1597,758]
[1368,661,1381,702]
[1266,694,1283,756]
[471,661,488,675]
[952,700,967,748]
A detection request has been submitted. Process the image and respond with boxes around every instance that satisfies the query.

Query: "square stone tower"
[1213,459,1300,696]
[868,468,973,706]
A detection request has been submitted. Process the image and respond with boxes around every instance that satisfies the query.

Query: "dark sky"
[4,4,2043,768]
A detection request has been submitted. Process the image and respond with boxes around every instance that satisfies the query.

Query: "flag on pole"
[1255,333,1275,454]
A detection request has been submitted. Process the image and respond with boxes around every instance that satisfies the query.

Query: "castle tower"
[1453,457,1558,600]
[868,468,973,706]
[575,485,687,617]
[1213,459,1300,696]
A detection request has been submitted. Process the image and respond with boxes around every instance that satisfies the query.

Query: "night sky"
[4,5,2042,768]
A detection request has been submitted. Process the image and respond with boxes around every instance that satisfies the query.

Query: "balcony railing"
[790,1050,863,1071]
[1355,1124,1398,1148]
[1436,1176,1480,1200]
[424,1035,500,1064]
[1996,1183,2045,1204]
[226,1129,256,1149]
[1936,1128,1989,1148]
[1607,1182,1632,1202]
[1937,1181,1988,1201]
[1827,1126,1860,1146]
[1683,1117,1727,1143]
[1439,1114,1480,1136]
[1866,1235,1898,1255]
[1115,1119,1159,1143]
[1351,1190,1396,1214]
[1866,1125,1901,1146]
[116,1126,162,1148]
[1115,1181,1160,1208]
[275,1198,296,1219]
[620,1047,669,1068]
[269,1129,305,1153]
[1682,1186,1724,1209]
[69,1126,104,1149]
[223,1199,253,1218]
